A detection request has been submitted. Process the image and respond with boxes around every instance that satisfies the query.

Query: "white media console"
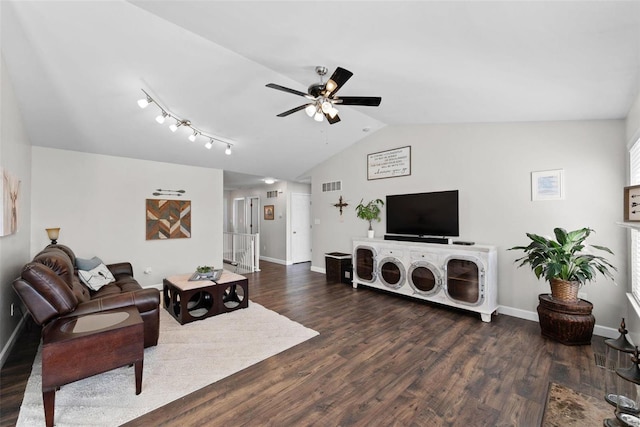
[352,238,498,322]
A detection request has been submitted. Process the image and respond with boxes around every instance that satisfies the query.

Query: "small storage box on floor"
[325,252,352,284]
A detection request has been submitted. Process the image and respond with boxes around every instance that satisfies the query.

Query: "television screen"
[386,190,459,237]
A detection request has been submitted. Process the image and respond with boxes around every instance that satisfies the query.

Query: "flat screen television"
[386,190,459,237]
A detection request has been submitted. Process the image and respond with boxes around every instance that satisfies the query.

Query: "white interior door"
[291,193,312,263]
[233,198,246,233]
[248,197,259,235]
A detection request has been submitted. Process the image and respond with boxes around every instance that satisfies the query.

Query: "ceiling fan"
[266,66,382,124]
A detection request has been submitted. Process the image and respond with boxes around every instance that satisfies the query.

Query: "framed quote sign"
[367,146,411,180]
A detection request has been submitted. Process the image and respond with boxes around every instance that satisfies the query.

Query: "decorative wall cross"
[333,196,348,216]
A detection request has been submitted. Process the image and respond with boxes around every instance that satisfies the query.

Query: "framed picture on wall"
[264,205,274,220]
[624,185,640,222]
[531,169,564,201]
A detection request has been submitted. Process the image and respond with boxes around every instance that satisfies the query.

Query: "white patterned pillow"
[78,263,116,291]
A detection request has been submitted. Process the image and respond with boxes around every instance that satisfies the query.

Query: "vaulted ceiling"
[2,1,639,188]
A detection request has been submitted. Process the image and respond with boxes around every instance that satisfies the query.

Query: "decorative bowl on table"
[189,266,223,282]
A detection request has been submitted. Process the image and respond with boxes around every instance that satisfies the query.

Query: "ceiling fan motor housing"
[308,83,326,98]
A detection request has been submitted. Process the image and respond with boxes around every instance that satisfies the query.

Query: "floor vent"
[322,181,342,192]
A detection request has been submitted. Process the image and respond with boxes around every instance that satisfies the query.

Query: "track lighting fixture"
[137,88,234,153]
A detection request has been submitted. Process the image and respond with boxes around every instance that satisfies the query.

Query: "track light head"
[169,120,181,132]
[225,144,232,155]
[205,139,213,149]
[156,111,167,124]
[188,131,198,142]
[137,96,152,109]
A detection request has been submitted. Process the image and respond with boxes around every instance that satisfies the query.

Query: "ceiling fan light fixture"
[266,66,381,126]
[305,104,316,117]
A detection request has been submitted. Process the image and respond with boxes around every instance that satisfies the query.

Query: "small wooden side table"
[42,306,144,427]
[537,294,595,345]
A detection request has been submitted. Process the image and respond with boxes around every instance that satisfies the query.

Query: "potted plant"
[355,198,384,238]
[509,227,616,301]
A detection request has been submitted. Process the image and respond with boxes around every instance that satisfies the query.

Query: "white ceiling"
[2,1,639,189]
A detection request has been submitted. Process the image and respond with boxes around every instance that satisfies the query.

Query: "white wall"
[627,92,640,145]
[309,120,627,330]
[31,147,223,287]
[0,54,32,364]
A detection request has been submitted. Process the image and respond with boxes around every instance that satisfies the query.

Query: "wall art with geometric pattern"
[146,199,191,240]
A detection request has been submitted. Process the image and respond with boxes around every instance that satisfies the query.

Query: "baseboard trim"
[260,256,287,265]
[497,305,538,322]
[310,266,326,274]
[497,304,618,339]
[0,312,29,369]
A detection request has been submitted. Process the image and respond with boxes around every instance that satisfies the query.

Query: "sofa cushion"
[78,263,116,291]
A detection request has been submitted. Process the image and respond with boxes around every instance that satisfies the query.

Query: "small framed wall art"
[531,169,564,201]
[264,205,274,220]
[624,185,640,222]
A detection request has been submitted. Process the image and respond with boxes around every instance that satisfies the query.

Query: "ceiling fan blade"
[324,67,353,97]
[334,96,382,107]
[266,83,311,98]
[326,113,341,125]
[276,104,312,117]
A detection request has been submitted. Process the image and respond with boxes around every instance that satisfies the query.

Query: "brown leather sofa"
[13,244,160,348]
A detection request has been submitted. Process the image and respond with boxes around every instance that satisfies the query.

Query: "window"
[630,139,640,302]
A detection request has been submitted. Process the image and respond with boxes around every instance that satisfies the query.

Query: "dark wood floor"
[1,261,608,426]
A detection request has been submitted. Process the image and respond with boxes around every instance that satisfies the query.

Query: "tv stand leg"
[481,313,492,323]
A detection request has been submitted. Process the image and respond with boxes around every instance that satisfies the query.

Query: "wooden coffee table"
[42,306,144,427]
[163,270,248,325]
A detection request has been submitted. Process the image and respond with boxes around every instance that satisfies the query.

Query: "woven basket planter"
[550,278,580,302]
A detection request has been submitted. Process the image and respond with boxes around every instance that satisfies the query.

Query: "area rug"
[16,302,319,426]
[542,382,613,426]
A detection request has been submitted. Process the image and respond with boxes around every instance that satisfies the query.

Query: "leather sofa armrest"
[106,262,134,278]
[70,288,160,317]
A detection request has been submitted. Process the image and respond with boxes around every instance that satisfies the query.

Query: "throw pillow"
[77,263,116,291]
[76,256,103,271]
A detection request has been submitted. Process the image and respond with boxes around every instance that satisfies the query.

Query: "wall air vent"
[322,181,342,192]
[267,190,278,198]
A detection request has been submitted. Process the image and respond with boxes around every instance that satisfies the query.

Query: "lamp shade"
[46,227,60,244]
